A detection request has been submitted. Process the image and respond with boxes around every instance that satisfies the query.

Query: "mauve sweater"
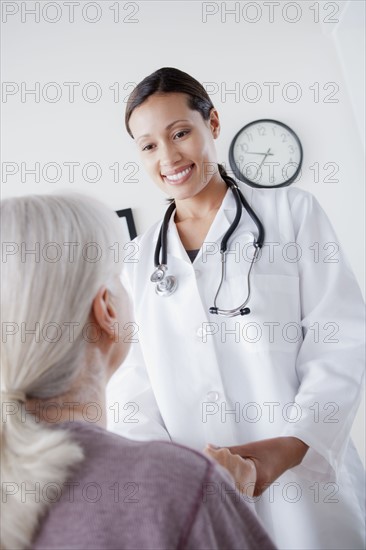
[32,421,276,550]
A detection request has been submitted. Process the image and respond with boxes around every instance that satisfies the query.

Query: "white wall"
[2,0,365,462]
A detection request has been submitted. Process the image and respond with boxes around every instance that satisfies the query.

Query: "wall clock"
[229,119,303,188]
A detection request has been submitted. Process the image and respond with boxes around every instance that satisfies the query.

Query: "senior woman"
[0,193,275,550]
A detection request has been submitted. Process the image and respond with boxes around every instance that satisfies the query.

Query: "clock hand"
[255,148,272,179]
[246,151,274,156]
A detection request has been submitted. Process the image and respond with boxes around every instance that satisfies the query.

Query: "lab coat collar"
[166,183,253,263]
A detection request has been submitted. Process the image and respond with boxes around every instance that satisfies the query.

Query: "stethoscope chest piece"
[155,274,178,297]
[151,264,178,296]
[150,265,167,283]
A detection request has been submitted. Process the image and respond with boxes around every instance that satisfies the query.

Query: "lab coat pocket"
[232,273,302,353]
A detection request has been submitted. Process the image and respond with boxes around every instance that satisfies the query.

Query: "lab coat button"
[194,269,201,278]
[206,391,220,402]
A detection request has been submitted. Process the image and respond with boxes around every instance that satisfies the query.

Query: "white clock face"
[232,121,302,187]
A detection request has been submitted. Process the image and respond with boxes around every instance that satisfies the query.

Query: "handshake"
[203,436,309,498]
[203,444,257,497]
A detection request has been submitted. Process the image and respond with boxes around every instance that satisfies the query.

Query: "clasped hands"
[203,436,309,498]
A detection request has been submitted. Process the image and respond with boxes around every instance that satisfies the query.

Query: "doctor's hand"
[222,436,309,497]
[203,445,257,497]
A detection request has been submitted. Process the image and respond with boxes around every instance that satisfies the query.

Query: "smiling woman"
[127,87,229,251]
[128,93,225,211]
[107,67,366,550]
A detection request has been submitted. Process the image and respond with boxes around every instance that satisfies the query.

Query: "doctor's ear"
[208,108,220,139]
[92,286,117,339]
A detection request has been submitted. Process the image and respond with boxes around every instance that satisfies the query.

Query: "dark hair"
[125,67,233,202]
[125,67,214,138]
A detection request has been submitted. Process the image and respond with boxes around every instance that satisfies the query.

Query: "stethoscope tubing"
[151,176,265,314]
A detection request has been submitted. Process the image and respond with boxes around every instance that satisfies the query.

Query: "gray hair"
[1,193,126,549]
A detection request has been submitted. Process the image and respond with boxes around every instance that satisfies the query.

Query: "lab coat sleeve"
[106,258,171,442]
[280,190,365,482]
[107,339,172,442]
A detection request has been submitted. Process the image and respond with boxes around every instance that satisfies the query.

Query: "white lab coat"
[107,183,365,550]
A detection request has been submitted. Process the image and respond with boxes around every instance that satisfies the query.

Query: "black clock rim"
[228,118,303,189]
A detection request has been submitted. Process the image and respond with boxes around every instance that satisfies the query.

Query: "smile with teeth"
[163,164,193,183]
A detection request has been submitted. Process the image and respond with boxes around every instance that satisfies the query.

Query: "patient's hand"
[211,437,309,497]
[203,445,257,497]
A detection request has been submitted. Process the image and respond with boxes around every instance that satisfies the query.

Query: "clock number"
[238,155,244,167]
[281,133,288,143]
[238,142,249,153]
[245,132,253,142]
[257,126,266,136]
[272,127,276,136]
[288,145,295,153]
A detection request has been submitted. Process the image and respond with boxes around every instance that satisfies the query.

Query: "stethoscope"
[150,175,265,317]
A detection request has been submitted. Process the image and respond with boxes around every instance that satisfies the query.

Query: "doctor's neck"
[174,171,227,223]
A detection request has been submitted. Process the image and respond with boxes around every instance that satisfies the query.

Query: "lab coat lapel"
[163,183,256,262]
[167,186,238,263]
[165,207,186,262]
[201,186,236,251]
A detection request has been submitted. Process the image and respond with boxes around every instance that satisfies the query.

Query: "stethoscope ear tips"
[240,308,250,315]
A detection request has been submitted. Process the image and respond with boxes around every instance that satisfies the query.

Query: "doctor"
[107,67,365,550]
